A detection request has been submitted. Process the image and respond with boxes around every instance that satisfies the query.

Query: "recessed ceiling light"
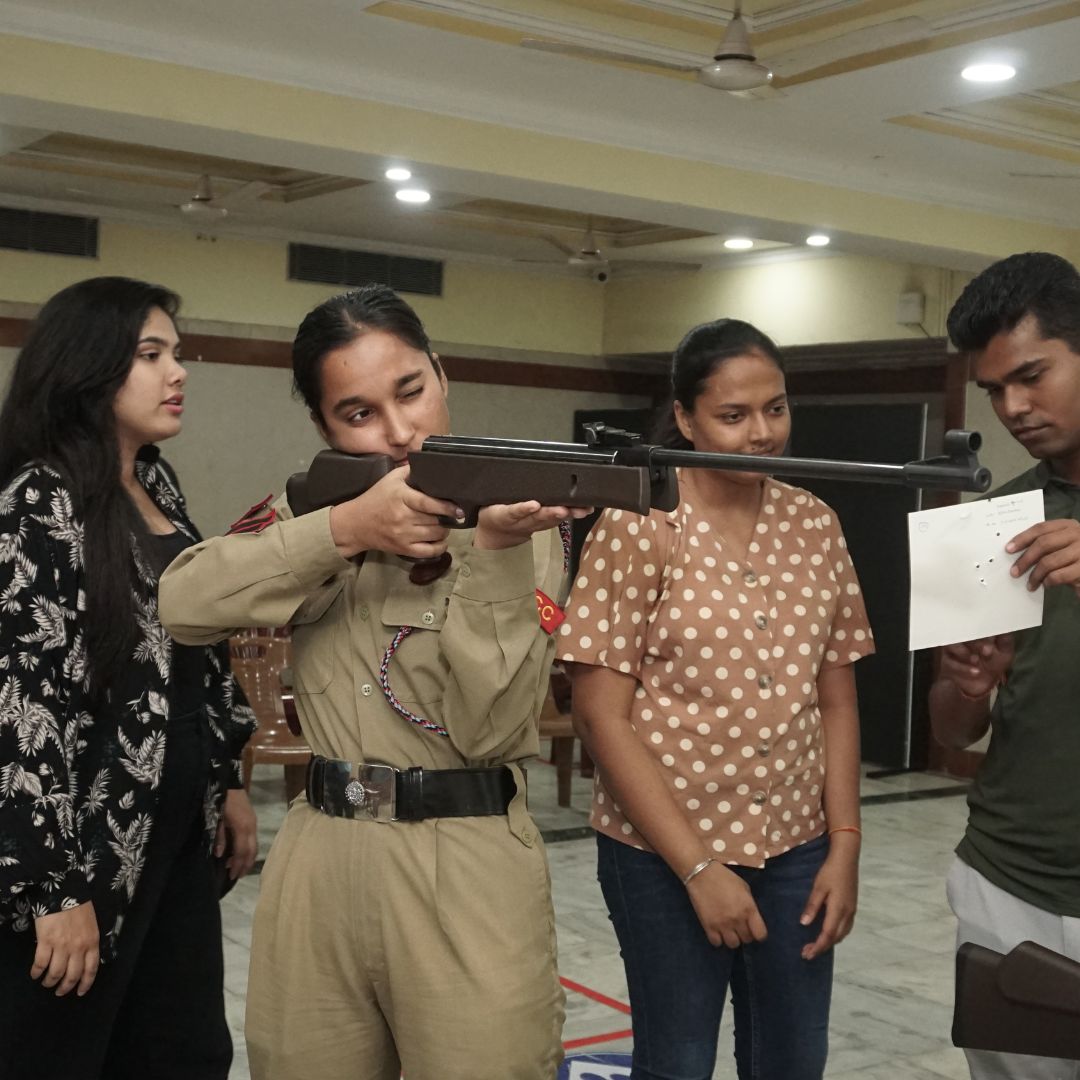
[385,167,412,181]
[806,234,831,247]
[396,188,431,204]
[724,237,754,251]
[961,63,1016,83]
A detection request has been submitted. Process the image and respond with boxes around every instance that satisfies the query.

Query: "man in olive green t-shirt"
[930,252,1080,1080]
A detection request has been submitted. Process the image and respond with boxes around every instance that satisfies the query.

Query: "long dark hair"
[292,283,438,420]
[0,276,181,695]
[651,318,786,449]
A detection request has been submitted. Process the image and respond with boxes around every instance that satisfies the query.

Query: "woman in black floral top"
[0,277,257,1080]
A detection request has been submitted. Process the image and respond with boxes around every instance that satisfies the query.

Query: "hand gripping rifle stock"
[285,424,991,522]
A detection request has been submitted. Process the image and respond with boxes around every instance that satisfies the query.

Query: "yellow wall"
[0,222,606,355]
[2,223,981,357]
[603,255,966,354]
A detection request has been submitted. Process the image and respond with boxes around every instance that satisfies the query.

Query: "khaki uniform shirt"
[557,478,873,866]
[158,500,566,779]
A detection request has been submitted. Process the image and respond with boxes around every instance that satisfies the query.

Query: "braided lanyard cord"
[378,626,449,737]
[380,522,570,737]
[559,518,572,572]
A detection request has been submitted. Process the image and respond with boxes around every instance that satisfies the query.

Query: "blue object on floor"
[558,1052,633,1080]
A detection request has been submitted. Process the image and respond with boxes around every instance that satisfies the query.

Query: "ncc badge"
[536,589,566,635]
[227,494,277,535]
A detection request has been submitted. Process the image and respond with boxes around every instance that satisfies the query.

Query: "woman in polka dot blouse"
[557,318,874,1080]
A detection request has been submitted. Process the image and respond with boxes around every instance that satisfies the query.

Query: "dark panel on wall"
[790,402,927,768]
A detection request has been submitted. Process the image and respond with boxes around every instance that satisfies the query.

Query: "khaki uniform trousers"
[246,797,565,1080]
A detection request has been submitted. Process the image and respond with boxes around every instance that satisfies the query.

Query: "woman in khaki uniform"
[158,285,579,1080]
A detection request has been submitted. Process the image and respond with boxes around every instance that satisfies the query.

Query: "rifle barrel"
[423,433,992,493]
[651,448,991,493]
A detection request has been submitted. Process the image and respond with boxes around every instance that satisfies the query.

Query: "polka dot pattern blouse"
[556,477,874,867]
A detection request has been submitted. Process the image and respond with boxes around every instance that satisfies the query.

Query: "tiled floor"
[222,756,972,1080]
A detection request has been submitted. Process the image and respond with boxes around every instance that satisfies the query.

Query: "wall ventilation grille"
[0,207,99,258]
[288,243,443,297]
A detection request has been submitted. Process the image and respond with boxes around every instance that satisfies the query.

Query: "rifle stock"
[954,941,1080,1060]
[285,425,991,522]
[286,453,395,517]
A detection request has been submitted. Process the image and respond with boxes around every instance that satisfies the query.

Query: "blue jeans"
[597,831,833,1080]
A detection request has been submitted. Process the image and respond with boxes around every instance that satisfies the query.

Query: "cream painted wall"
[0,222,605,356]
[0,224,973,359]
[964,383,1037,496]
[0,347,649,534]
[603,255,958,354]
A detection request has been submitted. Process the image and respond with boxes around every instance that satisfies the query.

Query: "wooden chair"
[538,665,577,808]
[229,635,310,803]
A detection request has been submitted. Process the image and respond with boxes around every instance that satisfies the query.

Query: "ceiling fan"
[177,173,272,221]
[518,219,700,280]
[521,5,931,95]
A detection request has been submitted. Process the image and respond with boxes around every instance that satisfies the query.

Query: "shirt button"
[360,683,373,697]
[743,569,758,585]
[752,791,767,805]
[758,743,771,757]
[758,674,772,689]
[460,565,471,578]
[359,604,369,620]
[421,611,436,626]
[755,614,768,630]
[521,829,534,846]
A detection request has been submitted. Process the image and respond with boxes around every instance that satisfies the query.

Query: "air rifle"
[286,424,991,523]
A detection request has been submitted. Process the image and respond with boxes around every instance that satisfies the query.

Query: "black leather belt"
[305,755,516,822]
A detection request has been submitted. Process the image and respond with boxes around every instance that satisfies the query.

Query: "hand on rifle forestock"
[329,466,462,560]
[474,501,594,551]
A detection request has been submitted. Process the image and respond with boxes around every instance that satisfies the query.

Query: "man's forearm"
[929,678,992,749]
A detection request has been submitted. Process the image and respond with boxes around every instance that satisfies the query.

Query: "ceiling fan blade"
[521,37,699,74]
[1009,172,1080,180]
[538,233,579,257]
[610,260,702,274]
[729,83,785,101]
[610,226,710,250]
[768,16,931,79]
[214,180,275,208]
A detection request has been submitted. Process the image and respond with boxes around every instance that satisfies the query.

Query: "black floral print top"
[0,448,255,957]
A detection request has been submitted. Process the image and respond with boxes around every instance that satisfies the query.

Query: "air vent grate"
[0,207,98,258]
[288,243,443,297]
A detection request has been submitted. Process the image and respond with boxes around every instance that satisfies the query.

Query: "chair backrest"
[228,635,293,728]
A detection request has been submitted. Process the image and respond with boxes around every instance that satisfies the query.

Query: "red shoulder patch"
[536,588,566,635]
[228,494,277,535]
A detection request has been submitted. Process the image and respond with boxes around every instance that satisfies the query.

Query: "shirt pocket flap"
[380,576,452,632]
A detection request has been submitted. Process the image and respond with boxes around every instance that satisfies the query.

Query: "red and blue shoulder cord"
[378,626,449,737]
[379,519,572,737]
